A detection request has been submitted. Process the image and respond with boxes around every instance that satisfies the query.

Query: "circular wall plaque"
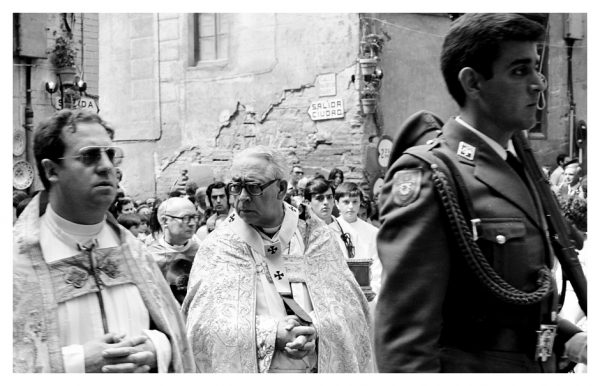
[13,160,34,190]
[377,136,393,168]
[13,127,26,156]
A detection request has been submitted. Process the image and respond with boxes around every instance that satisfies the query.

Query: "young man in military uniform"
[375,13,585,372]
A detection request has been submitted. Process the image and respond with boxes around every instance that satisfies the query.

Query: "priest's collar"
[229,202,300,257]
[44,203,105,238]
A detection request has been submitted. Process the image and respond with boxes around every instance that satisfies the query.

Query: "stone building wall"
[100,13,370,200]
[98,13,587,200]
[13,13,99,193]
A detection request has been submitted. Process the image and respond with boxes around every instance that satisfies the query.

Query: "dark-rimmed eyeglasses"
[340,232,355,259]
[59,146,124,166]
[227,179,279,196]
[166,214,199,223]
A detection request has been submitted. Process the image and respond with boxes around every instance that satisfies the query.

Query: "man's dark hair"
[304,177,334,201]
[334,181,363,202]
[441,13,544,106]
[33,109,115,190]
[556,153,569,166]
[115,197,133,214]
[117,213,141,230]
[564,158,580,169]
[328,168,344,182]
[206,181,229,208]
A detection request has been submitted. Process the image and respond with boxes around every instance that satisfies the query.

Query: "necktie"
[506,151,528,183]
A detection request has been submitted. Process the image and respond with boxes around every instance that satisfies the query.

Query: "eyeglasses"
[59,146,124,166]
[166,214,200,223]
[340,232,355,259]
[227,179,280,196]
[312,194,333,202]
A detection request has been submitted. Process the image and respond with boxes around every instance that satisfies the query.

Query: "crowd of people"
[13,13,587,373]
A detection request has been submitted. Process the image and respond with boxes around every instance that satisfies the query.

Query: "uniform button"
[496,235,506,244]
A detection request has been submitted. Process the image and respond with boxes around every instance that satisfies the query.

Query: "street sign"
[377,136,393,168]
[308,98,344,121]
[53,96,99,113]
[77,97,99,112]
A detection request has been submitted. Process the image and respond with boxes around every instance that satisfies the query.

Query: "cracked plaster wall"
[101,13,370,200]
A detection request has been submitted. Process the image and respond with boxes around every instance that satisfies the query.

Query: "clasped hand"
[276,315,317,359]
[83,332,157,373]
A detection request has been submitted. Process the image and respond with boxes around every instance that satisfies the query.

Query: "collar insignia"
[457,141,476,161]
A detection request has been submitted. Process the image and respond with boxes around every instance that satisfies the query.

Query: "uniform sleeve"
[375,152,451,372]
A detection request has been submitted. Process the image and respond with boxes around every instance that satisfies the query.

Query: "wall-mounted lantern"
[45,75,87,109]
[45,80,58,94]
[46,26,86,109]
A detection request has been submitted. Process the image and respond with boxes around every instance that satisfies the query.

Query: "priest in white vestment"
[183,145,373,373]
[147,197,200,303]
[13,109,194,373]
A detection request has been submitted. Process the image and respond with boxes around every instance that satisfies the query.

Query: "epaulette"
[426,135,442,151]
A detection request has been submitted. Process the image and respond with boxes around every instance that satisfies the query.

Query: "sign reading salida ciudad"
[307,98,344,121]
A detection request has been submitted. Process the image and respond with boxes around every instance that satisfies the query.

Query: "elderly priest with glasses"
[13,109,194,373]
[183,145,373,373]
[147,197,200,303]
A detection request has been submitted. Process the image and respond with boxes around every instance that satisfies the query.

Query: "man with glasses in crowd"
[183,145,373,372]
[287,164,304,194]
[147,196,200,303]
[13,109,194,373]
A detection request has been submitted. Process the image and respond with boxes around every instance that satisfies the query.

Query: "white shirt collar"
[455,116,512,160]
[44,203,105,240]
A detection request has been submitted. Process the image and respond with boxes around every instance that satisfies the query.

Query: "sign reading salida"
[308,98,344,121]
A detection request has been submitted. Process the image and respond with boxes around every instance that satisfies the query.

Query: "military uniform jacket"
[375,119,558,372]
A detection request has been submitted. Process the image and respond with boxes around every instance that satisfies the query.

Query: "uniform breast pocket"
[477,218,527,280]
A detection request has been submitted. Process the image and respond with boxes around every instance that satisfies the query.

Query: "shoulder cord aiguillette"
[429,161,552,305]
